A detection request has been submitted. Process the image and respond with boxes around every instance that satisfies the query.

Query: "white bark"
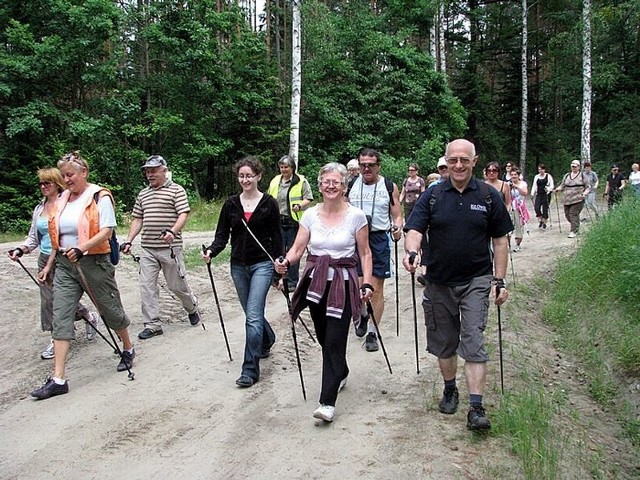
[438,4,446,73]
[430,15,437,69]
[519,0,528,172]
[289,0,302,168]
[581,0,592,165]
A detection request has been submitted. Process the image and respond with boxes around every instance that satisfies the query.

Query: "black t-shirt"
[405,177,514,286]
[607,172,625,191]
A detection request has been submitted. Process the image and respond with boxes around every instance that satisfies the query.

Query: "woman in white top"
[275,163,373,423]
[530,163,555,230]
[629,163,640,196]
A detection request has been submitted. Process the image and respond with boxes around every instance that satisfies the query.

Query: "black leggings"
[534,194,550,220]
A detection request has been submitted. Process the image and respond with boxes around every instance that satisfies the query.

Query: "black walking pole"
[496,285,505,395]
[394,233,400,337]
[408,252,420,374]
[14,257,39,286]
[202,246,232,361]
[506,236,517,288]
[554,192,563,233]
[73,257,135,380]
[281,274,307,401]
[366,301,393,374]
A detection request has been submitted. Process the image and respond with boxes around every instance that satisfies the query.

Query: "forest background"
[1,0,639,232]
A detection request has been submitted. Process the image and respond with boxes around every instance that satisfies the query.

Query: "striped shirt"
[132,180,190,247]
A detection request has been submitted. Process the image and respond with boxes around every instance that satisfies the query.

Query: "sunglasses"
[486,168,499,173]
[359,163,379,169]
[39,181,53,187]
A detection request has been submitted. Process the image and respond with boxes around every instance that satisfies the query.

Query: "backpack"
[93,190,120,265]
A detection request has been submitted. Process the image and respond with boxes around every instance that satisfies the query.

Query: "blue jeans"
[230,260,276,381]
[281,225,300,286]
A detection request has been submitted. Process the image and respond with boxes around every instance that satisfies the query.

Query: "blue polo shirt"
[405,177,514,286]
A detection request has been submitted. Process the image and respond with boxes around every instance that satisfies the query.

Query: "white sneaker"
[338,377,348,392]
[512,245,520,252]
[568,231,577,238]
[313,404,335,422]
[41,340,55,360]
[85,312,99,341]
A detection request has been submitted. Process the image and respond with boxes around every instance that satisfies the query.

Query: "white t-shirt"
[59,188,117,248]
[300,204,368,280]
[348,175,391,232]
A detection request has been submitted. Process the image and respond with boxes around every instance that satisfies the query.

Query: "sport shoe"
[31,377,69,400]
[542,223,547,230]
[313,404,335,422]
[512,245,520,252]
[467,405,491,430]
[235,375,255,388]
[568,231,576,238]
[439,387,459,414]
[116,349,135,372]
[138,327,163,340]
[188,310,201,326]
[364,332,379,352]
[338,376,348,392]
[355,314,369,338]
[85,312,99,341]
[40,340,55,360]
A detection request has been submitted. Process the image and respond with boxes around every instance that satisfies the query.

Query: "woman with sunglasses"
[275,162,373,423]
[530,164,555,229]
[7,168,99,360]
[483,162,512,210]
[203,156,283,389]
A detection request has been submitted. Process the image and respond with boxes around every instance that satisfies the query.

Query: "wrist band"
[361,283,375,293]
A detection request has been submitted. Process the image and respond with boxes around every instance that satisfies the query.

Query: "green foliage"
[543,195,640,443]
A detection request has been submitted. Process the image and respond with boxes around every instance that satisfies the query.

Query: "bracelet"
[166,229,177,236]
[492,277,506,288]
[361,283,375,293]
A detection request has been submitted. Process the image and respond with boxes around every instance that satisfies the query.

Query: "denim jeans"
[230,260,276,381]
[281,225,300,286]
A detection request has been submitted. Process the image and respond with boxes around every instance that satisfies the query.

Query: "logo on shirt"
[470,204,487,212]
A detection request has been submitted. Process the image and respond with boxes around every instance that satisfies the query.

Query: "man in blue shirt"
[403,139,513,430]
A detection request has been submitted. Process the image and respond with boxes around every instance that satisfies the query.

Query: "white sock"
[367,323,377,335]
[52,376,66,385]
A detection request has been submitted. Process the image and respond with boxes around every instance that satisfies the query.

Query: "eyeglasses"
[39,181,53,187]
[408,168,417,172]
[571,164,580,168]
[238,174,257,180]
[359,162,379,169]
[446,157,472,165]
[486,168,499,173]
[505,164,513,168]
[320,180,342,187]
[61,153,85,168]
[438,166,448,170]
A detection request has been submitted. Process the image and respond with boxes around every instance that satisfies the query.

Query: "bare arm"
[402,229,423,272]
[491,235,509,305]
[390,183,403,241]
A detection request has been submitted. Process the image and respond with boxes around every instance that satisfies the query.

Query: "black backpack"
[93,190,120,265]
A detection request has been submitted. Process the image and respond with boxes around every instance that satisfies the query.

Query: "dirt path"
[0,213,634,479]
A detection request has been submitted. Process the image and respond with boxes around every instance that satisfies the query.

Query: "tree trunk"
[519,0,528,174]
[289,0,302,167]
[581,0,592,165]
[438,4,446,74]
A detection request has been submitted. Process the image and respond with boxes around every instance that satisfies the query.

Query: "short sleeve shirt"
[405,177,514,286]
[132,180,190,247]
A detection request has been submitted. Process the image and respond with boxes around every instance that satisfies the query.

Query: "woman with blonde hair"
[8,167,99,360]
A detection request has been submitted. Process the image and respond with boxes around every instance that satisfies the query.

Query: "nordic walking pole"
[496,286,505,395]
[15,257,40,286]
[281,273,307,401]
[72,256,135,380]
[554,192,563,233]
[202,246,232,361]
[408,251,420,374]
[506,235,516,288]
[393,231,400,337]
[366,301,392,374]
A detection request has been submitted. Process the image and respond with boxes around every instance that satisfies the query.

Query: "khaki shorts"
[52,254,130,340]
[421,274,491,362]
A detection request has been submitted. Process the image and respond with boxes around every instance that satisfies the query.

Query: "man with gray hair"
[121,155,200,339]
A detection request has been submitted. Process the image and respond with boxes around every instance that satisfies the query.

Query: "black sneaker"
[364,332,379,352]
[31,377,69,400]
[355,314,369,338]
[117,349,135,372]
[138,327,163,339]
[417,274,427,286]
[235,375,255,388]
[467,405,491,430]
[438,387,459,414]
[188,311,201,326]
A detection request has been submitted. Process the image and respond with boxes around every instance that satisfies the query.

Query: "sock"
[52,376,66,385]
[444,378,456,390]
[469,394,483,408]
[367,322,376,335]
[126,347,135,354]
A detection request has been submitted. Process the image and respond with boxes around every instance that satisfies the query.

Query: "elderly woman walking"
[275,162,373,423]
[555,160,591,238]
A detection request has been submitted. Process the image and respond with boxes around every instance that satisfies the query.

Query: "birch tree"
[581,0,592,165]
[519,0,528,173]
[288,0,302,167]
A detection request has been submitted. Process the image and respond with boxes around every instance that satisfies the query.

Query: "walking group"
[24,139,636,432]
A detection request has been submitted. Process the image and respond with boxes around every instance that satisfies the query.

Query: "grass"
[0,232,24,243]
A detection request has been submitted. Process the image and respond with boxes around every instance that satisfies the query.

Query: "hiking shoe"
[116,349,135,372]
[85,312,99,341]
[439,387,459,414]
[568,231,576,238]
[542,223,547,230]
[467,405,491,430]
[31,377,69,400]
[416,274,427,286]
[138,327,163,340]
[512,245,520,252]
[235,375,255,388]
[538,221,543,229]
[41,340,55,360]
[355,314,369,338]
[338,376,348,392]
[364,332,379,352]
[313,404,335,422]
[188,311,201,326]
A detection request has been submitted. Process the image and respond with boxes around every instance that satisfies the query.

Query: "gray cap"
[142,155,167,169]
